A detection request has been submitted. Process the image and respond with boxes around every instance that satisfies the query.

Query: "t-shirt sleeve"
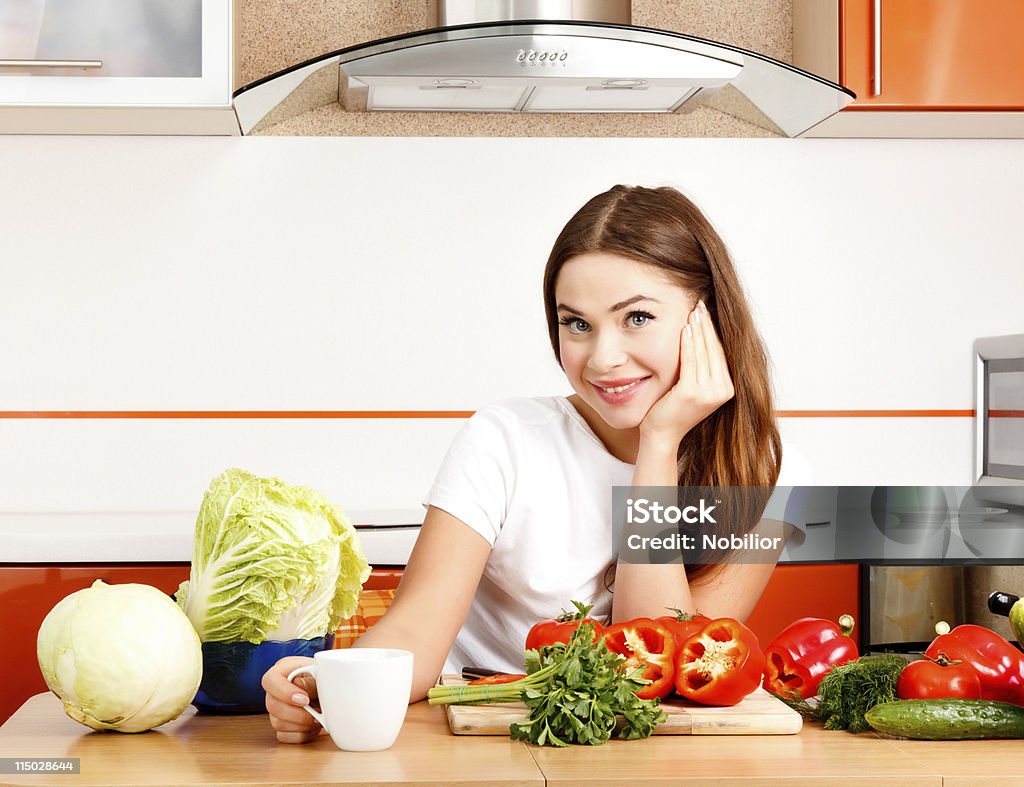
[422,405,519,546]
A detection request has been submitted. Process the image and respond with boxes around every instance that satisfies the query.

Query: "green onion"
[427,663,559,705]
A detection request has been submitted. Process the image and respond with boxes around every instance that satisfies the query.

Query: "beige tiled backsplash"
[235,0,791,137]
[237,0,791,87]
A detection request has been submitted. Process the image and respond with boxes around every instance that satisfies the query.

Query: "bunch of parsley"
[427,621,667,747]
[508,622,667,747]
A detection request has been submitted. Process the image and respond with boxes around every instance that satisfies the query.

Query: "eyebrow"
[556,294,661,315]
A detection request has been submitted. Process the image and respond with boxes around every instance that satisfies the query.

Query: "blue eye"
[627,311,655,327]
[558,315,590,334]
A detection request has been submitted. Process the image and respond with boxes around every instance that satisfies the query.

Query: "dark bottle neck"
[989,591,1020,617]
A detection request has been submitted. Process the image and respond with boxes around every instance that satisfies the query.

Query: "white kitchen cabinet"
[0,0,237,134]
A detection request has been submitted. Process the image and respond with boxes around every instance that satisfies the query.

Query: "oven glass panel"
[987,358,1024,479]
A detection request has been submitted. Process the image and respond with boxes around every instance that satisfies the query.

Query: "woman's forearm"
[349,506,491,703]
[612,436,694,622]
[632,433,680,486]
[352,615,448,703]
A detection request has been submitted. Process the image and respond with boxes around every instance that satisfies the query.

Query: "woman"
[262,184,784,743]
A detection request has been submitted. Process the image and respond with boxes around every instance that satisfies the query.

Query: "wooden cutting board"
[438,675,802,735]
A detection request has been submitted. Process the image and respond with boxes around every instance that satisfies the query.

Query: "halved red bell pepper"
[925,624,1024,706]
[656,609,712,648]
[601,619,677,700]
[675,618,766,706]
[761,615,859,699]
[525,600,605,652]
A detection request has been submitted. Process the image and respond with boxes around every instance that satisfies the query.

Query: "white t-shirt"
[424,396,631,674]
[423,395,811,675]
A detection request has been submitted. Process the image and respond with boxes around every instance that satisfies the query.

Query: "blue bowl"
[192,634,334,715]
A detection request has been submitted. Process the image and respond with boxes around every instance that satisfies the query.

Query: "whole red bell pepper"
[925,624,1024,706]
[675,618,765,706]
[525,600,605,652]
[601,618,677,700]
[656,609,712,648]
[761,615,859,699]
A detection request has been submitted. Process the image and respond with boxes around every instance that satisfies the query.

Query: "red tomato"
[656,609,712,648]
[525,601,605,651]
[601,619,677,700]
[467,673,527,686]
[674,618,766,706]
[896,653,983,700]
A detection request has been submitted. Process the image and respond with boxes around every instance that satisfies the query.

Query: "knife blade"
[461,666,505,680]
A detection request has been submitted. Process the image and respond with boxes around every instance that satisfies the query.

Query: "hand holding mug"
[263,656,324,744]
[285,649,413,751]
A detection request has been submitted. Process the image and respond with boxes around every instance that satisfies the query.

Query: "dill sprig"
[771,654,907,733]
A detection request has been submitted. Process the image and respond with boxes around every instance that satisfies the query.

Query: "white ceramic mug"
[286,648,413,751]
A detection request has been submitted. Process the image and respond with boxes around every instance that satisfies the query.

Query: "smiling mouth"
[592,377,650,394]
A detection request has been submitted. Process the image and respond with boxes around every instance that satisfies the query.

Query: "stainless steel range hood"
[233,0,855,137]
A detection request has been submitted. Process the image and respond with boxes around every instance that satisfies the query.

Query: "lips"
[590,376,650,405]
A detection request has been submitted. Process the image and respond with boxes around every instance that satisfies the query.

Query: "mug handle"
[286,664,329,731]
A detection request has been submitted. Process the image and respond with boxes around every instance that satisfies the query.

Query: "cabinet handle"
[0,59,102,69]
[871,0,882,96]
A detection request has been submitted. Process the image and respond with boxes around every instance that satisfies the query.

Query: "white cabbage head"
[37,580,203,733]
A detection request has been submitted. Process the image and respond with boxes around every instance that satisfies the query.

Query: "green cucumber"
[865,699,1024,740]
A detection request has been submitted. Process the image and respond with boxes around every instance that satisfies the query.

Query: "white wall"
[1,136,1022,528]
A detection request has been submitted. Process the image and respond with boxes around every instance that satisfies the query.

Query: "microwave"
[974,333,1024,506]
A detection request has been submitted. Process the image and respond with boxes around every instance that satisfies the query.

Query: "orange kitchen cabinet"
[0,564,191,726]
[1,563,848,724]
[744,564,861,647]
[0,565,404,725]
[841,0,1024,109]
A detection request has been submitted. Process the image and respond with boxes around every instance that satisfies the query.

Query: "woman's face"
[554,252,698,432]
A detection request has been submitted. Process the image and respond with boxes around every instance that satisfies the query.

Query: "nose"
[586,330,628,374]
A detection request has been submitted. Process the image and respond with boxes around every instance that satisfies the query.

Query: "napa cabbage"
[175,468,370,644]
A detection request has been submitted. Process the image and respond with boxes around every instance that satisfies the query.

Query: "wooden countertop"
[0,695,540,787]
[3,693,1024,786]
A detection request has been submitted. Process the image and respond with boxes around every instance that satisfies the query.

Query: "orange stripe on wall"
[0,411,475,419]
[776,409,974,418]
[0,409,975,419]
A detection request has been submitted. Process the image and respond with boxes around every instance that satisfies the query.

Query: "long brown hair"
[543,185,782,582]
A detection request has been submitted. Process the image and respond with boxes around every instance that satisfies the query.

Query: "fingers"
[695,300,734,399]
[690,303,710,384]
[272,727,324,744]
[697,301,727,378]
[263,656,323,743]
[268,705,321,734]
[266,690,322,728]
[263,655,319,704]
[268,700,323,737]
[679,321,696,389]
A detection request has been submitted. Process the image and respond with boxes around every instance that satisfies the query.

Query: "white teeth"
[599,380,641,394]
